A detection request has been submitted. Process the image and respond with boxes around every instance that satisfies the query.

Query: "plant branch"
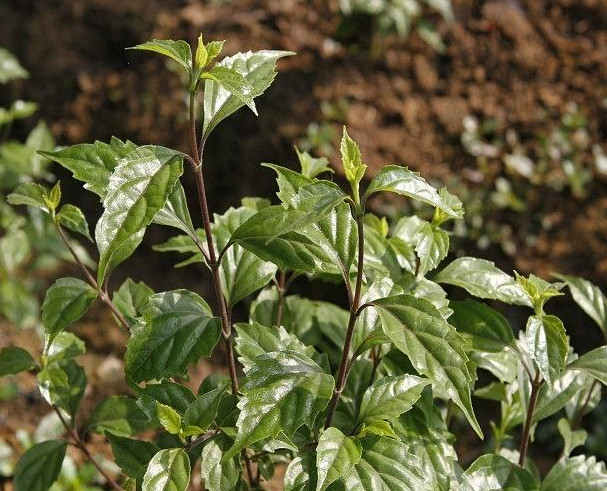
[274,270,287,327]
[519,372,541,466]
[52,406,122,491]
[325,213,365,429]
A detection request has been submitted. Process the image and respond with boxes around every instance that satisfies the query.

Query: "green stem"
[519,372,541,466]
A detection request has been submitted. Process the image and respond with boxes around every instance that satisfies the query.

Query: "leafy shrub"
[1,34,607,490]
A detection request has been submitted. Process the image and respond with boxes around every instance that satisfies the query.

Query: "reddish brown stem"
[519,372,541,466]
[274,270,287,327]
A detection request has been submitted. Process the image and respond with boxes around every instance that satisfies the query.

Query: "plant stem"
[52,407,122,491]
[55,224,130,332]
[519,372,541,466]
[324,213,365,429]
[572,380,598,430]
[274,270,287,327]
[188,91,239,395]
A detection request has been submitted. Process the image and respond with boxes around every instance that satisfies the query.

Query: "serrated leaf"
[7,183,49,212]
[107,433,160,483]
[555,274,607,336]
[414,223,448,276]
[329,436,430,491]
[112,278,154,325]
[358,375,429,424]
[296,147,334,178]
[203,66,257,114]
[435,257,531,306]
[56,204,93,241]
[202,50,293,139]
[0,346,36,376]
[95,145,184,283]
[224,351,334,460]
[156,402,182,434]
[200,434,242,491]
[13,440,66,491]
[540,456,607,491]
[374,295,482,437]
[462,454,539,490]
[125,290,221,383]
[129,39,192,73]
[183,388,225,432]
[567,346,607,386]
[526,315,568,388]
[316,427,362,491]
[363,165,458,218]
[41,277,97,340]
[37,360,86,419]
[142,448,190,491]
[138,380,196,415]
[87,395,152,436]
[263,163,314,204]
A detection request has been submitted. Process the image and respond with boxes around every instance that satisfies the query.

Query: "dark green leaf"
[224,351,334,460]
[41,277,97,340]
[526,315,568,388]
[567,346,607,387]
[462,454,538,490]
[125,290,221,383]
[0,346,36,376]
[37,360,86,419]
[112,278,154,325]
[14,440,66,491]
[200,434,243,491]
[183,388,225,431]
[316,427,362,491]
[435,257,531,306]
[263,163,314,204]
[107,433,159,483]
[87,395,152,436]
[138,380,196,415]
[128,39,192,73]
[363,165,458,218]
[540,456,607,491]
[142,448,190,491]
[374,295,481,437]
[56,204,93,241]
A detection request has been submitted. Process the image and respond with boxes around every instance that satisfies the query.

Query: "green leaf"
[41,277,97,340]
[526,315,568,388]
[462,454,539,490]
[112,278,154,325]
[224,351,334,460]
[540,456,607,491]
[202,50,293,139]
[156,402,182,434]
[567,346,607,386]
[358,375,429,424]
[234,322,316,372]
[138,380,196,415]
[87,395,152,436]
[37,360,86,419]
[263,163,314,204]
[200,434,243,491]
[142,448,191,491]
[183,388,225,432]
[340,127,367,199]
[374,295,482,437]
[557,418,587,458]
[7,183,49,212]
[330,436,429,491]
[284,453,317,491]
[107,433,159,483]
[0,48,29,83]
[0,346,36,376]
[363,165,458,218]
[56,204,93,241]
[45,332,86,364]
[316,427,362,491]
[125,290,221,383]
[516,273,564,313]
[296,147,334,178]
[435,257,531,306]
[414,223,449,276]
[95,145,184,283]
[202,66,257,114]
[554,274,607,336]
[14,440,66,491]
[128,39,192,73]
[531,369,591,424]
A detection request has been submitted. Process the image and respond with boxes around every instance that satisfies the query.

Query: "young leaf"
[554,274,607,336]
[200,434,243,491]
[56,204,93,241]
[142,448,191,491]
[125,290,221,383]
[358,375,429,424]
[363,165,459,218]
[156,402,182,435]
[107,433,159,483]
[87,395,152,436]
[414,223,449,276]
[263,163,314,204]
[540,456,607,491]
[202,50,294,139]
[526,315,568,388]
[224,351,334,460]
[296,147,333,178]
[435,257,531,306]
[567,346,607,386]
[7,182,49,212]
[13,440,67,491]
[0,346,36,376]
[202,66,257,114]
[128,39,192,73]
[374,295,482,437]
[316,427,362,491]
[462,454,539,490]
[95,145,184,283]
[516,273,564,313]
[340,127,367,201]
